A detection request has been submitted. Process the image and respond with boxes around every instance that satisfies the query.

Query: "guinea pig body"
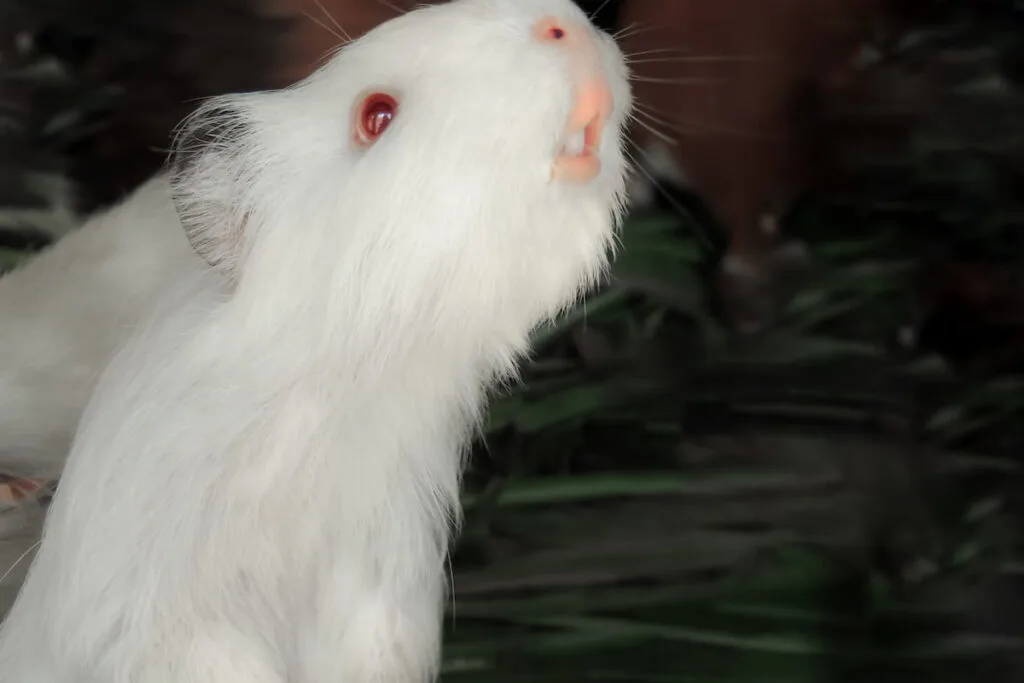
[0,1,631,681]
[0,175,198,482]
[0,176,201,620]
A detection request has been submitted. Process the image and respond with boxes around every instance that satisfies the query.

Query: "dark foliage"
[0,0,290,221]
[2,0,1024,681]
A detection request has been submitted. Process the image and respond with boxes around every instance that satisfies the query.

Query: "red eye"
[548,27,565,40]
[354,92,398,147]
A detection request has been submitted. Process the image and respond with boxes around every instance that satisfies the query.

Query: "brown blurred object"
[618,0,886,332]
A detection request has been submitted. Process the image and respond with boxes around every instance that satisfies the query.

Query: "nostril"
[533,17,568,43]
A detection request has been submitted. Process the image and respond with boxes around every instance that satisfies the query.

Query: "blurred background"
[3,0,1024,680]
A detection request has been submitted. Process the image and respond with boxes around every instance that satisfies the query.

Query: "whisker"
[612,21,640,40]
[625,46,694,59]
[371,0,411,17]
[623,142,713,249]
[614,22,664,42]
[0,539,40,585]
[627,55,773,66]
[629,75,724,86]
[310,0,353,42]
[589,0,616,21]
[625,47,724,60]
[446,552,456,626]
[630,111,677,146]
[632,103,774,141]
[632,101,682,120]
[647,118,774,142]
[301,10,348,46]
[625,46,775,61]
[299,15,351,74]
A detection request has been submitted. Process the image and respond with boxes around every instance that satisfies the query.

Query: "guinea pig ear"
[169,96,259,278]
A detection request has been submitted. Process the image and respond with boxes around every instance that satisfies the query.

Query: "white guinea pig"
[0,175,199,483]
[0,0,631,681]
[0,178,199,617]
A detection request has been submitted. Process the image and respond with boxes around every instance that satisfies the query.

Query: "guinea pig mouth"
[552,117,602,184]
[552,77,611,184]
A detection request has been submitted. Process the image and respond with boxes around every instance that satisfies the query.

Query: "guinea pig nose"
[568,79,612,143]
[552,78,611,184]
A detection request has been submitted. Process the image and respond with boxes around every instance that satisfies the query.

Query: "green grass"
[432,192,1024,682]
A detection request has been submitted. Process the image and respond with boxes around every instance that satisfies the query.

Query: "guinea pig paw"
[0,476,48,505]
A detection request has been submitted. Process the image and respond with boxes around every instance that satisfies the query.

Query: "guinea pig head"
[169,0,631,337]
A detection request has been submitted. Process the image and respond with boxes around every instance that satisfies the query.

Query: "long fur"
[0,175,199,482]
[0,1,631,681]
[0,178,200,612]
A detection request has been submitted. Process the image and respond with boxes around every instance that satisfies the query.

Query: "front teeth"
[560,129,586,156]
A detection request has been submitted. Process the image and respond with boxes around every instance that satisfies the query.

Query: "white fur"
[0,178,198,617]
[0,176,199,482]
[0,177,198,617]
[0,1,631,681]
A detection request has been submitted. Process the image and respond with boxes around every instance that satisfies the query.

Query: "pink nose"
[532,16,613,183]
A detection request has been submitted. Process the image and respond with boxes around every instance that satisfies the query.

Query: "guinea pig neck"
[229,230,531,406]
[224,187,603,407]
[211,197,592,546]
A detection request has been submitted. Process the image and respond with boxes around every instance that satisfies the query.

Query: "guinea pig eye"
[354,92,398,147]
